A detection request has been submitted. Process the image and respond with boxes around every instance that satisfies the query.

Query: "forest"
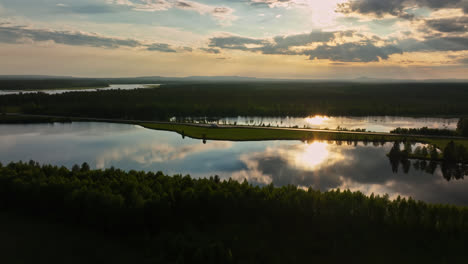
[388,141,468,180]
[1,161,468,263]
[390,127,459,137]
[2,82,468,119]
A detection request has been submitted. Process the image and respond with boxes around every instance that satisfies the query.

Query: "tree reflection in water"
[387,141,468,181]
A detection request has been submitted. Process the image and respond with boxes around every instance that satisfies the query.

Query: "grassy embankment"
[140,122,468,150]
[1,113,467,151]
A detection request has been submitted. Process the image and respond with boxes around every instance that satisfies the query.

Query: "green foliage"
[390,127,459,137]
[1,161,468,262]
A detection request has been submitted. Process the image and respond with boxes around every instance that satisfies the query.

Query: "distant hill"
[1,75,467,84]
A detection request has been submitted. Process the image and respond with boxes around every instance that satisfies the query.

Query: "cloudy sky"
[0,0,467,79]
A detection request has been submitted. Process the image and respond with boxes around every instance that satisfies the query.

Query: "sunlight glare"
[304,115,330,126]
[294,142,332,170]
[300,0,348,26]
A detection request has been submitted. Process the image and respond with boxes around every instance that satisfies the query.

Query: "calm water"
[1,122,467,205]
[173,116,459,133]
[0,84,159,95]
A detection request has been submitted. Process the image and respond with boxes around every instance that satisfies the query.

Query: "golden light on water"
[304,115,330,126]
[292,142,343,171]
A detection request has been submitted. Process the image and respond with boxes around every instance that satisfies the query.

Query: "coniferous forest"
[2,82,468,119]
[1,161,468,263]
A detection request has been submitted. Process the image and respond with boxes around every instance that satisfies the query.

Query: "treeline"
[0,79,109,90]
[390,118,468,137]
[388,141,468,180]
[0,114,72,124]
[390,127,459,137]
[388,141,468,163]
[1,161,468,262]
[2,82,468,119]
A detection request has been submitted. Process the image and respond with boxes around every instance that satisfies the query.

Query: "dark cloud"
[209,31,337,55]
[337,0,468,18]
[265,31,335,53]
[399,36,468,52]
[208,31,403,62]
[207,29,468,62]
[175,1,193,8]
[208,36,265,51]
[425,17,468,32]
[0,24,182,53]
[146,43,177,52]
[0,24,140,48]
[304,42,401,62]
[200,47,221,54]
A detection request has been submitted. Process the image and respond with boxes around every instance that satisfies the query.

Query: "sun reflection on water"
[304,115,330,126]
[293,141,345,171]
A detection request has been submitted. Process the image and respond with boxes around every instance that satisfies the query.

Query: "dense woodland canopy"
[1,161,468,262]
[2,82,468,119]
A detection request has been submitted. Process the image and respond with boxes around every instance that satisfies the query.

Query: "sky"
[0,0,467,79]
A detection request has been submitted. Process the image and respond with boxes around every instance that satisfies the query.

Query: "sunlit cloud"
[0,0,466,78]
[106,0,237,25]
[96,141,233,169]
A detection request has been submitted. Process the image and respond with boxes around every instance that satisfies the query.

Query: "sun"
[299,0,348,27]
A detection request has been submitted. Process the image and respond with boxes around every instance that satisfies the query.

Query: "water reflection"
[174,115,458,133]
[0,84,159,95]
[1,122,468,205]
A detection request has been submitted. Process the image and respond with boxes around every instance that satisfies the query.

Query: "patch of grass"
[140,123,468,151]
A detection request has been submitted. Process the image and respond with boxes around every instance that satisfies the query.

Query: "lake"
[172,116,459,133]
[0,84,159,95]
[1,122,467,205]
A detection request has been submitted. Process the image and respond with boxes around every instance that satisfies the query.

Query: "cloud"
[107,0,237,25]
[0,23,186,53]
[0,24,141,48]
[208,35,266,51]
[56,4,119,14]
[242,0,295,8]
[96,141,232,168]
[425,17,468,32]
[304,42,401,62]
[200,47,221,54]
[208,31,402,62]
[399,36,468,52]
[337,0,468,18]
[207,29,468,62]
[147,43,176,52]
